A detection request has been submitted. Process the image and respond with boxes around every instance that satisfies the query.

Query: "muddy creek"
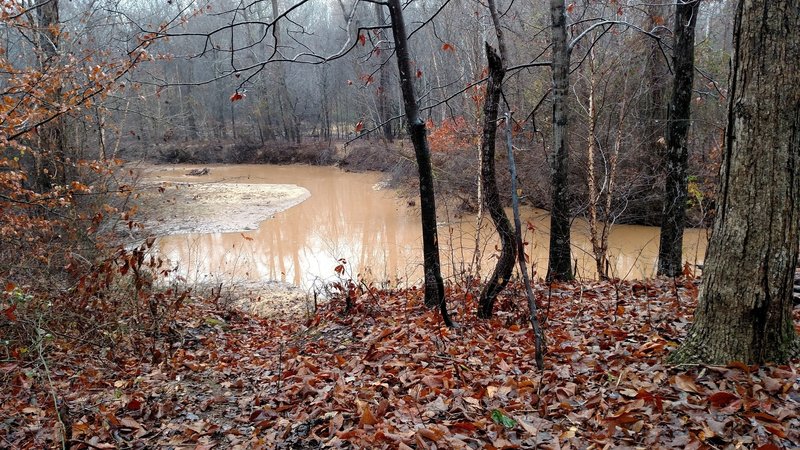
[147,164,707,289]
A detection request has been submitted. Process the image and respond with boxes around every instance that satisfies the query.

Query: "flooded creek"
[147,164,708,290]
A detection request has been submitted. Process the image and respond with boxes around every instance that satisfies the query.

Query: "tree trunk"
[385,0,452,326]
[657,0,700,277]
[547,0,573,281]
[175,61,198,140]
[477,0,516,318]
[585,47,608,280]
[374,4,393,143]
[271,0,301,144]
[34,0,65,192]
[601,88,626,277]
[231,102,237,140]
[477,43,515,319]
[669,0,800,365]
[643,3,670,185]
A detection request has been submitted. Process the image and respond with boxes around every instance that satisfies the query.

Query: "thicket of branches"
[108,0,732,226]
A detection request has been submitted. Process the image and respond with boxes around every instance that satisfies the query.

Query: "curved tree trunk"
[477,43,515,319]
[385,0,452,326]
[547,0,573,281]
[657,0,700,277]
[669,0,800,365]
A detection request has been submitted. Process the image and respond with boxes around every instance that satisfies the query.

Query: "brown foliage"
[2,278,798,448]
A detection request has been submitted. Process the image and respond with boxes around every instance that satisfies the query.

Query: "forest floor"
[2,277,799,449]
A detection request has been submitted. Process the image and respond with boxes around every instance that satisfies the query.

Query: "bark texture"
[547,0,573,281]
[477,44,515,319]
[657,0,700,277]
[386,0,451,326]
[670,0,800,364]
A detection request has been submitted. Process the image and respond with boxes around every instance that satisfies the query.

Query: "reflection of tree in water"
[155,165,708,288]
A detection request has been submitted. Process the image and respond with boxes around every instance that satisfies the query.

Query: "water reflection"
[151,164,707,289]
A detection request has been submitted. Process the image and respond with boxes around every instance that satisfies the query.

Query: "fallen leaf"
[708,391,738,408]
[357,400,378,426]
[673,374,701,393]
[490,409,516,428]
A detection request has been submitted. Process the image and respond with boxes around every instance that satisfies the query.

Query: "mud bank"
[132,164,316,318]
[133,165,311,236]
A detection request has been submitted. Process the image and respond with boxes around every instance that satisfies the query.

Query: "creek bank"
[199,280,315,319]
[130,163,319,318]
[128,139,401,174]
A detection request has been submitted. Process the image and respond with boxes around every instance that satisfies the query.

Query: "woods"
[1,0,799,448]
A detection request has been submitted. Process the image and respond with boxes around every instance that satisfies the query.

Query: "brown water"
[151,164,707,289]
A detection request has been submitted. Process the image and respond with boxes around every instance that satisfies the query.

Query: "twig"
[276,341,284,392]
[67,439,108,450]
[504,109,545,370]
[36,325,67,450]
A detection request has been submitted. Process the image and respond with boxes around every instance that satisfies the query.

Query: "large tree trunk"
[547,0,573,281]
[657,0,700,277]
[669,0,800,365]
[477,43,515,319]
[385,0,451,326]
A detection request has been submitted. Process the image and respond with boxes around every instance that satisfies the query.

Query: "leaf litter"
[1,277,799,449]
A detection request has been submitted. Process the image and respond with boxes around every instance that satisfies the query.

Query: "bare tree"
[477,0,516,318]
[32,0,65,191]
[547,0,573,281]
[385,0,451,325]
[374,4,394,142]
[657,0,701,277]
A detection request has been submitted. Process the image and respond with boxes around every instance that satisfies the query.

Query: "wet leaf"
[708,391,738,408]
[490,409,517,428]
[673,374,701,393]
[358,400,379,426]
